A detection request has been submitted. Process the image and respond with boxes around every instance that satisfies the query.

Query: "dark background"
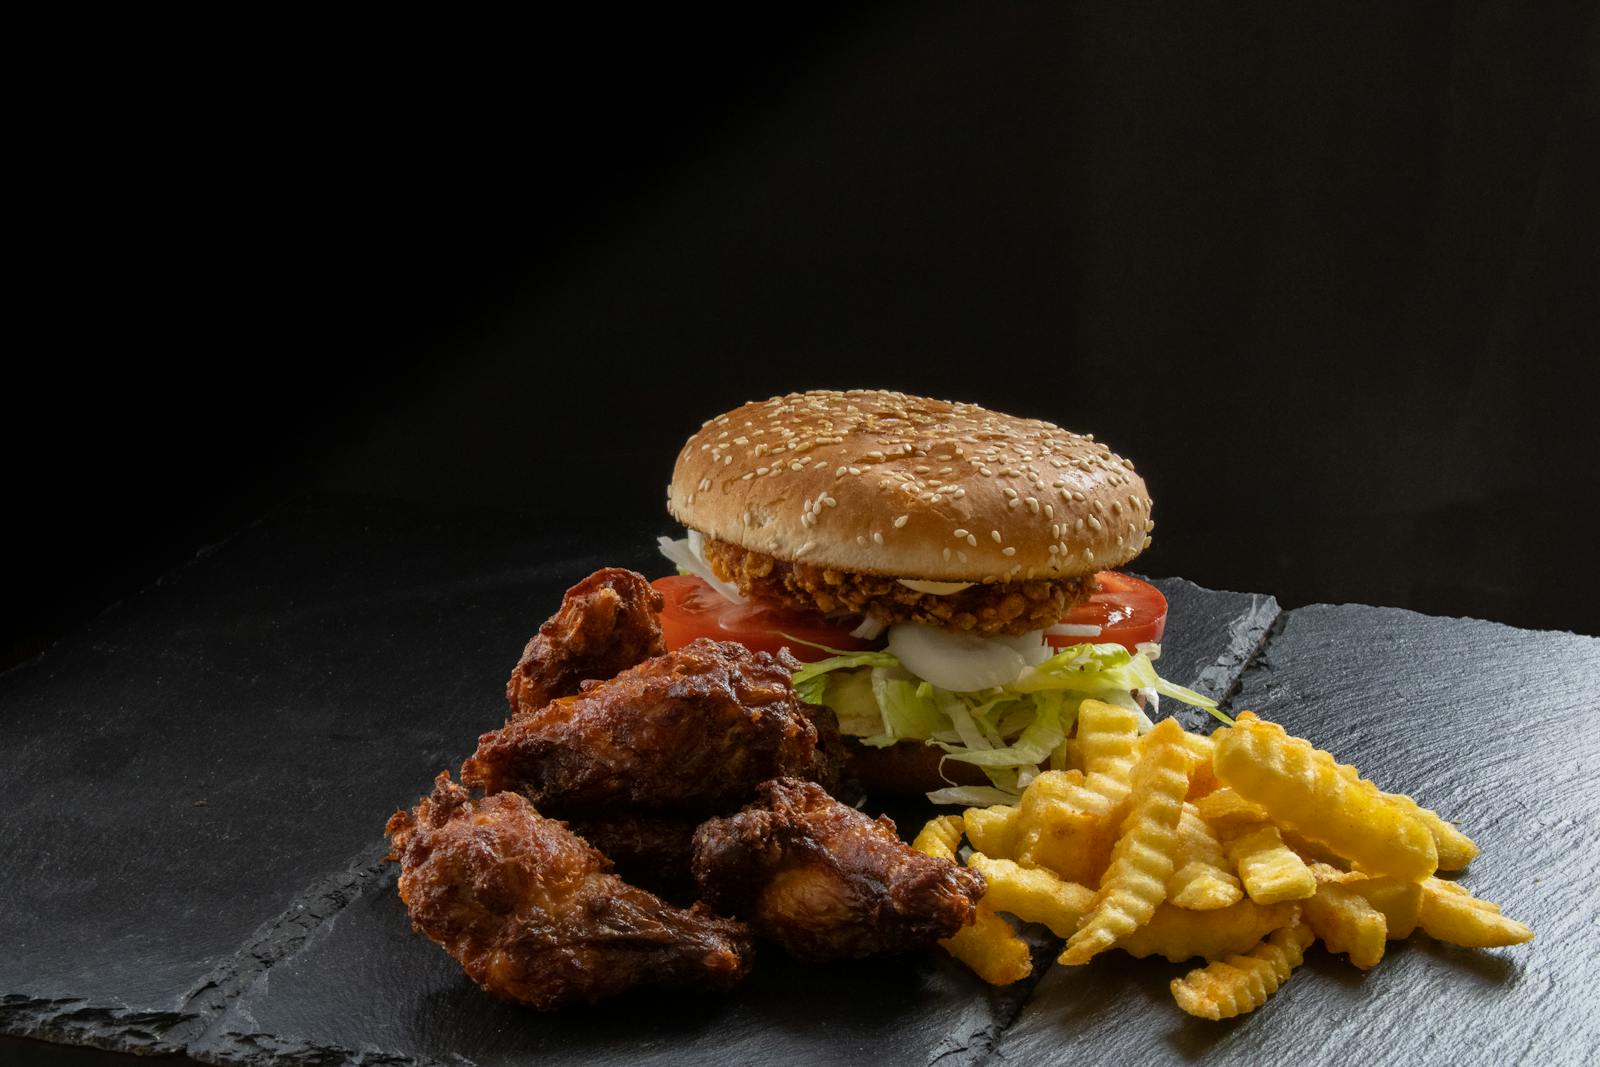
[8,3,1599,672]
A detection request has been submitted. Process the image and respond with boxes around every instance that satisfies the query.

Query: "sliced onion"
[994,630,1053,666]
[656,534,746,604]
[887,623,1031,692]
[897,579,975,595]
[1046,623,1103,638]
[848,616,888,640]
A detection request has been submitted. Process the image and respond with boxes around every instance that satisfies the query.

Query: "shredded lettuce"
[793,641,1230,804]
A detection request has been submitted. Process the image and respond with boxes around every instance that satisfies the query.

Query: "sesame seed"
[1044,504,1054,519]
[1008,499,1020,509]
[957,550,969,563]
[724,455,733,465]
[756,467,769,476]
[1003,488,1018,499]
[953,529,969,539]
[1088,516,1102,531]
[857,535,868,547]
[894,514,909,528]
[966,534,978,547]
[990,529,1002,543]
[1002,546,1016,556]
[943,548,952,561]
[741,472,754,481]
[836,466,848,476]
[872,531,884,545]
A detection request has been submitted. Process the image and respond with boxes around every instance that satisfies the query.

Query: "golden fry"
[1167,803,1243,910]
[1077,699,1142,780]
[1182,732,1221,799]
[1334,764,1479,870]
[1170,923,1315,1020]
[1302,867,1388,969]
[1118,898,1302,963]
[1311,865,1421,939]
[967,853,1094,938]
[1014,770,1120,885]
[940,904,1033,985]
[1418,877,1533,948]
[963,805,1018,861]
[1060,719,1196,966]
[913,814,965,863]
[1226,825,1317,904]
[1192,786,1271,831]
[1212,713,1438,882]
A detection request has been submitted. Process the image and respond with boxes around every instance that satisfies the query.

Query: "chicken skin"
[691,778,987,962]
[385,773,753,1010]
[506,567,666,719]
[563,810,704,901]
[464,638,829,815]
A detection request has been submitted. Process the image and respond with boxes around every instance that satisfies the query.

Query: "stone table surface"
[2,496,1595,1067]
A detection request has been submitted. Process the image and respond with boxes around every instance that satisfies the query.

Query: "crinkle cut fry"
[1302,867,1388,969]
[1226,824,1316,904]
[913,815,1031,985]
[913,814,965,863]
[1059,718,1195,966]
[1212,713,1438,882]
[1167,802,1243,910]
[1077,699,1142,780]
[1332,763,1479,870]
[963,804,1018,860]
[1418,877,1534,948]
[967,853,1094,938]
[1171,922,1315,1020]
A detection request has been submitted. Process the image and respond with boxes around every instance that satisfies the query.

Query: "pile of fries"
[914,703,1532,1020]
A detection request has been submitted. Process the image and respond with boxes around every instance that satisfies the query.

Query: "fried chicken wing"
[563,810,703,901]
[506,567,665,718]
[691,777,987,961]
[465,638,825,815]
[385,773,753,1010]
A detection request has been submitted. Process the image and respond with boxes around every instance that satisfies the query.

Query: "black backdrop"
[8,4,1599,670]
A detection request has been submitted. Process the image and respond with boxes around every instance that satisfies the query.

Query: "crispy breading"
[704,537,1095,635]
[693,778,986,962]
[385,774,752,1010]
[465,638,826,815]
[506,567,665,717]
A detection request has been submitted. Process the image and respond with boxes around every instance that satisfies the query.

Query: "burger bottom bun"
[844,739,991,797]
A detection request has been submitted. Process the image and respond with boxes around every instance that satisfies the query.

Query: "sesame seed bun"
[668,389,1153,583]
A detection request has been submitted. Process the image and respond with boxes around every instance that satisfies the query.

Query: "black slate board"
[2,496,1595,1066]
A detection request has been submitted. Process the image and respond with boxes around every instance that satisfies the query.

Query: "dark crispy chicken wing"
[506,567,665,718]
[563,810,703,901]
[385,774,753,1010]
[691,778,987,961]
[465,638,824,815]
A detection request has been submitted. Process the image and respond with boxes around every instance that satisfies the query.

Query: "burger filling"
[701,537,1096,636]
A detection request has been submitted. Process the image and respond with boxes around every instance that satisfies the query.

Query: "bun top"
[668,390,1153,583]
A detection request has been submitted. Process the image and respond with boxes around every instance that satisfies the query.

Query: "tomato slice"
[653,570,1167,662]
[651,575,880,663]
[1043,572,1168,652]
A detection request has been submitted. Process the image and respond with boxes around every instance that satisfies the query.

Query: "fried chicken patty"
[703,538,1096,636]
